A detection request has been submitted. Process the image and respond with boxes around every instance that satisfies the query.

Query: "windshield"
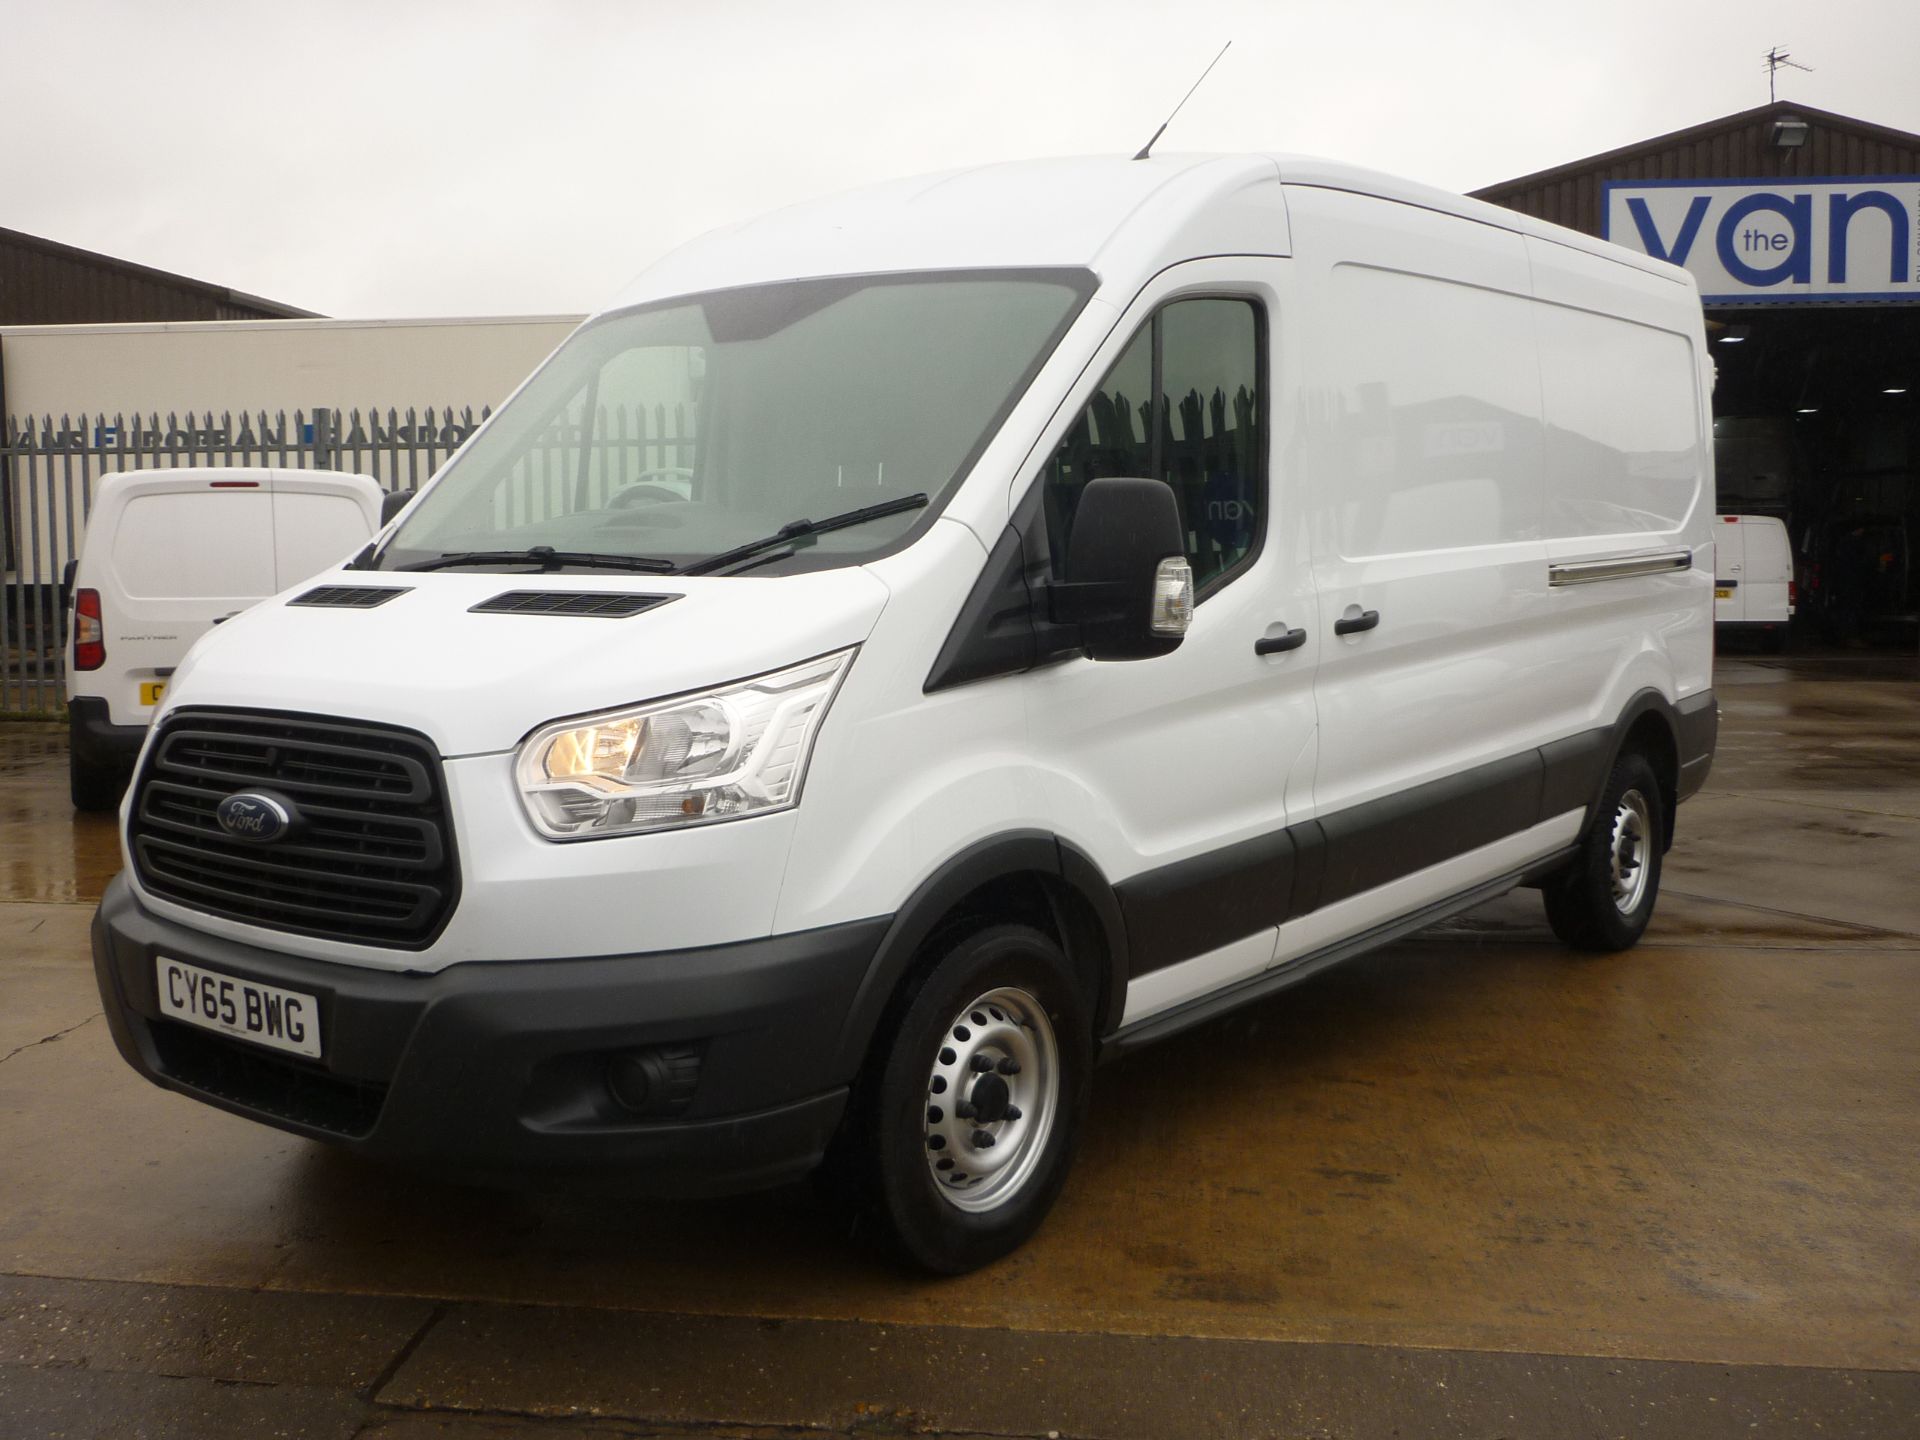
[376,269,1094,574]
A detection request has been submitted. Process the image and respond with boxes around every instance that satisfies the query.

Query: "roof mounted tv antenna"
[1133,41,1232,160]
[1764,46,1812,103]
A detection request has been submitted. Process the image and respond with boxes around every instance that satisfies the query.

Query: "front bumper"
[91,875,888,1195]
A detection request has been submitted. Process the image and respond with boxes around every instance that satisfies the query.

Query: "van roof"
[604,153,1687,314]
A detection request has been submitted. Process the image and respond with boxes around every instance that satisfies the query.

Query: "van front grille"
[129,709,459,948]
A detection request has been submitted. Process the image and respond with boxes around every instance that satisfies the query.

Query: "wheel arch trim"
[1593,687,1693,852]
[828,831,1129,1082]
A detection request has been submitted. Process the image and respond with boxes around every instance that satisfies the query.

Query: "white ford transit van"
[91,156,1717,1272]
[1711,513,1794,650]
[66,467,385,809]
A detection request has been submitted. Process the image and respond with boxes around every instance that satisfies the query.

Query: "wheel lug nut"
[969,1054,994,1072]
[955,1101,977,1120]
[1004,1105,1021,1121]
[971,1129,995,1148]
[997,1057,1021,1075]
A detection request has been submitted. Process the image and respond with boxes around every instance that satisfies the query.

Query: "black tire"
[836,922,1092,1274]
[69,748,123,812]
[1543,751,1665,952]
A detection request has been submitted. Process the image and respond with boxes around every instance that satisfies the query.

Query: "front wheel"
[848,923,1091,1273]
[1543,752,1665,952]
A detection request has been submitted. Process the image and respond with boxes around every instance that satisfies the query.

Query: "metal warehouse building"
[0,225,316,327]
[1475,101,1920,641]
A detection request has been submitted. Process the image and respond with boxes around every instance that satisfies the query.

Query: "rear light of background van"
[74,589,105,671]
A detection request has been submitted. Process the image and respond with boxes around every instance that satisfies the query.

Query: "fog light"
[605,1043,703,1117]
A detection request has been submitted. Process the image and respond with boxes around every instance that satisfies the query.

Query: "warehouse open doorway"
[1710,305,1919,642]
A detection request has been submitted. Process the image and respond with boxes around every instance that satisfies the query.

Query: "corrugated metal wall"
[1473,103,1920,239]
[0,226,315,325]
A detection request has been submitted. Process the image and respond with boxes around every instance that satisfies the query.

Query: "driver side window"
[1040,296,1264,594]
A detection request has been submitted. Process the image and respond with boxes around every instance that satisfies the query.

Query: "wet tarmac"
[0,723,119,909]
[2,655,1917,1437]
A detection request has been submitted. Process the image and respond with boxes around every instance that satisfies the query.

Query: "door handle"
[1333,608,1380,636]
[1254,627,1308,656]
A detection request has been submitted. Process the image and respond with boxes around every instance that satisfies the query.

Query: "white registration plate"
[155,957,322,1059]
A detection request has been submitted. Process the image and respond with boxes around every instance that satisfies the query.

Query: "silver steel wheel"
[921,986,1059,1213]
[1609,788,1653,915]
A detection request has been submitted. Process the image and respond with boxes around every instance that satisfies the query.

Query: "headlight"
[515,649,855,840]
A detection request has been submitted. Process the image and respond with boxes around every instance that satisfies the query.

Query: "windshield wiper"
[386,497,930,577]
[393,546,676,574]
[679,493,930,577]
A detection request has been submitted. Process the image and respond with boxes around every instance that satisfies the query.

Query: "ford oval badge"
[215,792,294,843]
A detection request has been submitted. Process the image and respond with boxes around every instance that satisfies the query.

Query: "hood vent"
[469,590,679,619]
[289,585,413,609]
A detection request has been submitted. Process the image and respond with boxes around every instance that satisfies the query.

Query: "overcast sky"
[8,0,1918,319]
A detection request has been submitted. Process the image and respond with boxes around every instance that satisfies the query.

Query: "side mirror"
[380,488,417,525]
[1050,477,1193,661]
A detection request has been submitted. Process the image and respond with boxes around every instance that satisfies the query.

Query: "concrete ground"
[1,654,1917,1438]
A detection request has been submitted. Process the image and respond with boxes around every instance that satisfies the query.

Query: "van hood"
[160,566,892,756]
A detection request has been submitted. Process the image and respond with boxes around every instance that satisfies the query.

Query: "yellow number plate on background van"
[140,682,167,706]
[1714,587,1732,600]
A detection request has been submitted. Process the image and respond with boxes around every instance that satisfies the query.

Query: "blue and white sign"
[1604,177,1920,304]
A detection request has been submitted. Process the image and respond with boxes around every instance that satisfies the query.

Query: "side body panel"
[1525,237,1716,728]
[1246,187,1711,985]
[1283,185,1561,915]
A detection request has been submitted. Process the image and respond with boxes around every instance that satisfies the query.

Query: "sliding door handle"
[1254,627,1308,656]
[1333,608,1380,636]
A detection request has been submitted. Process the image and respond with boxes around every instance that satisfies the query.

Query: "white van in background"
[1712,514,1795,651]
[88,155,1718,1272]
[66,467,386,808]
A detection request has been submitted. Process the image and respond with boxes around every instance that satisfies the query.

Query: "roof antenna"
[1764,46,1812,103]
[1133,41,1232,160]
